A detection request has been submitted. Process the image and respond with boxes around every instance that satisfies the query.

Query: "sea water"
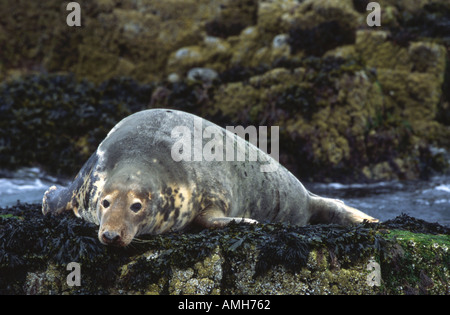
[305,176,450,227]
[0,167,68,207]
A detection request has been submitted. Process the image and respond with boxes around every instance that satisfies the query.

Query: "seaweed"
[218,65,269,84]
[288,21,356,56]
[255,228,310,276]
[205,19,249,39]
[389,3,450,48]
[0,203,133,293]
[0,202,449,294]
[0,74,153,176]
[352,0,371,13]
[382,213,450,235]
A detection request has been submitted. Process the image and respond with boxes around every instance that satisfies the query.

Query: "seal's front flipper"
[209,217,259,227]
[195,206,258,228]
[42,185,73,215]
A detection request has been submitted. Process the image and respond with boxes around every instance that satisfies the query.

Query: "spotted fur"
[42,109,377,246]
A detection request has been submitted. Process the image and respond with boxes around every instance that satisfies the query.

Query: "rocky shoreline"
[1,0,450,295]
[0,203,449,294]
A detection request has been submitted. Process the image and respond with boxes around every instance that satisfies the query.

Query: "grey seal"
[42,109,377,246]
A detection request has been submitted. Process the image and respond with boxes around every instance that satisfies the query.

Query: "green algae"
[0,214,23,220]
[386,230,450,245]
[379,230,449,294]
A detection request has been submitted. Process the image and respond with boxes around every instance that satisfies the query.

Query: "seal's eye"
[102,200,110,208]
[130,202,142,213]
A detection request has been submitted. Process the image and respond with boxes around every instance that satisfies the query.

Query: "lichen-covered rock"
[168,246,223,294]
[355,30,447,143]
[0,0,449,181]
[1,203,449,295]
[1,3,449,297]
[205,0,258,39]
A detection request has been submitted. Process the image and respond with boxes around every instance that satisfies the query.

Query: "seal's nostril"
[102,230,121,244]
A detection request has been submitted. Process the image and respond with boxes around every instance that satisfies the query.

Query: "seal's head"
[97,167,154,247]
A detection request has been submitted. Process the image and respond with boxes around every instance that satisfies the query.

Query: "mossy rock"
[1,60,447,182]
[205,0,258,39]
[0,1,449,181]
[0,0,214,83]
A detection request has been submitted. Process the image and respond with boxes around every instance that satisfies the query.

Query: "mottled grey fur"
[42,109,377,246]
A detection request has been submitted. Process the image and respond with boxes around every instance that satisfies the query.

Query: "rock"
[1,203,449,295]
[355,30,411,70]
[0,0,449,181]
[187,67,219,83]
[168,246,223,294]
[408,42,447,78]
[256,0,298,35]
[281,0,362,29]
[167,46,205,73]
[205,0,258,38]
[228,26,262,66]
[284,0,362,57]
[272,34,289,49]
[377,69,442,137]
[167,72,181,83]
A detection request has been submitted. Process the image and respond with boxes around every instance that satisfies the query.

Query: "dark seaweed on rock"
[0,203,145,293]
[381,213,450,235]
[254,228,310,276]
[389,3,450,48]
[272,57,362,122]
[288,21,356,56]
[254,221,386,277]
[0,74,153,176]
[352,0,371,13]
[204,0,258,39]
[1,202,449,293]
[0,203,105,267]
[218,65,269,84]
[205,19,249,38]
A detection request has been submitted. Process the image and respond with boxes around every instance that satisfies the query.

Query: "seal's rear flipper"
[341,203,379,224]
[308,196,379,225]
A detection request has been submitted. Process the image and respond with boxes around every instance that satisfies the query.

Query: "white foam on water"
[0,178,48,193]
[0,167,67,207]
[316,180,403,190]
[435,184,450,193]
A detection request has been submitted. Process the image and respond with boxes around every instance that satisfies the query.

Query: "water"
[0,167,449,227]
[305,177,450,227]
[0,167,69,207]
